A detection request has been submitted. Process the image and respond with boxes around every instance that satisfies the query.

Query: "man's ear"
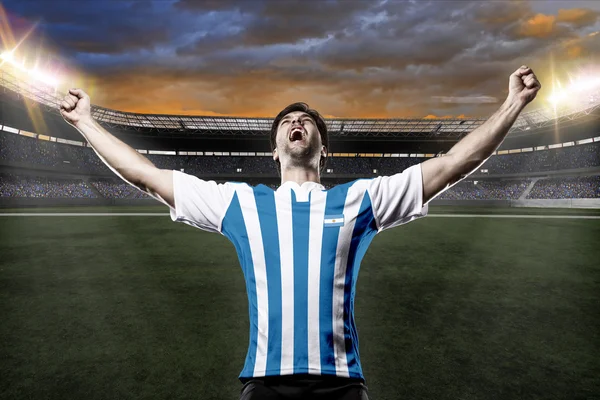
[321,145,327,158]
[273,148,278,162]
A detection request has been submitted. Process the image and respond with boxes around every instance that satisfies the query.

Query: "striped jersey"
[169,163,429,381]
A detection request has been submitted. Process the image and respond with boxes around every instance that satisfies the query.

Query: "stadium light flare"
[548,74,600,107]
[0,49,60,87]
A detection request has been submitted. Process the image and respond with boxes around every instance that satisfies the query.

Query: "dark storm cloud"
[3,0,599,118]
[174,0,259,13]
[173,0,546,93]
[175,0,373,56]
[3,0,208,56]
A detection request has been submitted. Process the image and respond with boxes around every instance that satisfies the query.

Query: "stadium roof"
[2,64,600,138]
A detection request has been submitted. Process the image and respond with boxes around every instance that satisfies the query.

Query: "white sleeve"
[367,163,429,232]
[168,170,236,234]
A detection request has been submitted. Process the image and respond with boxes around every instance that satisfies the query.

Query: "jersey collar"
[278,180,325,192]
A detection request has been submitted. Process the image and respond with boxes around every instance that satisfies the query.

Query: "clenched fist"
[60,88,91,127]
[508,65,541,106]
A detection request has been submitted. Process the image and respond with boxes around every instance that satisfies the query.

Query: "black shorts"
[239,374,369,400]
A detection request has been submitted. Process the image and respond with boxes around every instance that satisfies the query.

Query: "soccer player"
[60,66,540,399]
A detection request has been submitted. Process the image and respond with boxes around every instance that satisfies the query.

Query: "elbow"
[461,158,486,176]
[448,152,487,180]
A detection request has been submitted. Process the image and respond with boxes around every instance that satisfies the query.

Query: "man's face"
[273,111,326,170]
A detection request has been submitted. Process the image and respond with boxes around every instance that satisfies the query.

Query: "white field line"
[429,214,600,219]
[0,213,167,216]
[0,213,599,219]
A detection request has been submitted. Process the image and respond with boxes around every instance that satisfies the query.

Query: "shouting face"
[273,111,327,171]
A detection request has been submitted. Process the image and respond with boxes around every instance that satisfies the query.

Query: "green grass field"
[1,206,599,399]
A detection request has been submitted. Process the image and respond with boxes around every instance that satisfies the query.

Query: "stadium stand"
[527,176,600,199]
[1,132,599,176]
[483,143,600,174]
[0,131,599,201]
[89,178,143,199]
[436,180,529,200]
[0,130,67,168]
[0,172,97,198]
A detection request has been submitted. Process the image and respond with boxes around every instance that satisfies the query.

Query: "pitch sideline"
[0,213,599,219]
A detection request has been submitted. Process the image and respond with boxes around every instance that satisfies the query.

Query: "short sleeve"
[367,163,429,232]
[169,170,237,234]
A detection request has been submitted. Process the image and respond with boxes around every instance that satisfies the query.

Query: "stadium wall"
[511,199,600,208]
[2,198,599,209]
[0,198,161,208]
[2,160,600,180]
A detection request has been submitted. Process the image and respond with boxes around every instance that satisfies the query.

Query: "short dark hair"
[270,102,329,174]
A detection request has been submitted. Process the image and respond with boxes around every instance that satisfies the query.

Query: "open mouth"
[289,126,305,142]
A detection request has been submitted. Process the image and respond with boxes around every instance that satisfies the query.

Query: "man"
[60,66,540,399]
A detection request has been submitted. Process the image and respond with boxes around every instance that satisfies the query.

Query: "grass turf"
[0,207,599,399]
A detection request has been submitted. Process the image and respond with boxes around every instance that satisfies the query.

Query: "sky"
[2,0,600,119]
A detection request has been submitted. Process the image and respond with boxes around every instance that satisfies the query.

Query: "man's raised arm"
[420,65,542,205]
[60,88,174,208]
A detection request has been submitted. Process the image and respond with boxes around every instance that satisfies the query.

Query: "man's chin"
[287,141,308,151]
[289,139,308,147]
[283,147,316,163]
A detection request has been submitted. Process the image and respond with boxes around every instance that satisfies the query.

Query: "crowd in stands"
[1,171,599,200]
[129,189,151,199]
[0,172,97,198]
[147,154,277,175]
[62,145,110,174]
[89,179,142,199]
[0,131,67,168]
[1,131,599,177]
[437,180,529,200]
[484,143,600,174]
[527,176,600,199]
[1,130,599,201]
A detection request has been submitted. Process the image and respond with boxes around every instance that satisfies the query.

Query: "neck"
[280,165,320,186]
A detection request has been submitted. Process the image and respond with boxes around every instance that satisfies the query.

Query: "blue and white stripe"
[221,180,379,380]
[171,164,427,382]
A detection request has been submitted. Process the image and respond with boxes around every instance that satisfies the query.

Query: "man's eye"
[281,120,289,126]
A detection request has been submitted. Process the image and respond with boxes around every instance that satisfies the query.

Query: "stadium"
[1,49,600,399]
[1,58,600,208]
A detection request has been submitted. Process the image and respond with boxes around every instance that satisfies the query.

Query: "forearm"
[74,116,156,186]
[447,96,525,175]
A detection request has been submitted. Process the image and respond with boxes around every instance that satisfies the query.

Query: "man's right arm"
[60,88,174,208]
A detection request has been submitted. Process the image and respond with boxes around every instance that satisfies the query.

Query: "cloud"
[174,0,258,12]
[4,0,599,119]
[516,13,564,38]
[2,0,213,56]
[557,8,600,27]
[475,0,532,26]
[176,0,372,56]
[560,30,600,59]
[432,96,499,104]
[423,114,469,119]
[513,8,599,40]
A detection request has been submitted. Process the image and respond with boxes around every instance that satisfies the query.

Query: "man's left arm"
[421,65,541,205]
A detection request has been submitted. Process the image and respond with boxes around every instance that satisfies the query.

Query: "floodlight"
[547,73,600,107]
[0,49,60,87]
[0,51,14,61]
[548,91,567,106]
